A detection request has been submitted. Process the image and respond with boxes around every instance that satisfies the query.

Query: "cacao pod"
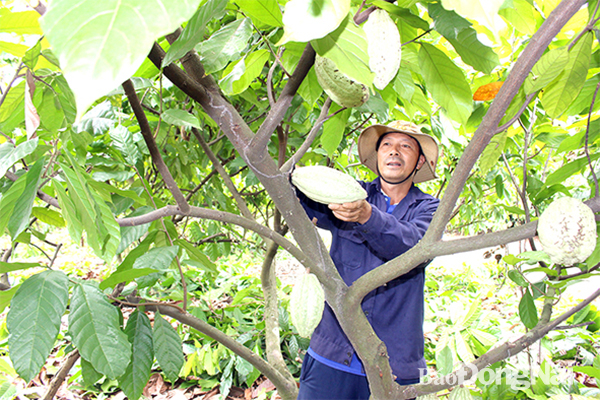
[314,55,369,108]
[537,197,597,265]
[291,165,368,204]
[363,9,401,90]
[290,273,325,338]
[448,386,473,400]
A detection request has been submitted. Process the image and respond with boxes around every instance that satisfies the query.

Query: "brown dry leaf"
[144,373,170,397]
[252,378,276,397]
[473,81,503,101]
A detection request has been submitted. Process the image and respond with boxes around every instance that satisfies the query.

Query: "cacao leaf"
[233,0,283,28]
[69,281,132,379]
[525,46,569,95]
[418,42,472,125]
[7,270,68,383]
[436,345,454,376]
[518,289,539,329]
[220,49,271,95]
[153,314,184,382]
[540,32,592,118]
[0,8,42,35]
[40,0,202,118]
[478,130,506,174]
[0,138,38,180]
[162,0,229,67]
[196,18,253,75]
[499,0,537,35]
[119,310,154,400]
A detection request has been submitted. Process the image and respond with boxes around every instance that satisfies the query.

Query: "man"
[296,121,441,400]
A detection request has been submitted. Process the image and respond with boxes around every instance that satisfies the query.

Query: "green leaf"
[585,236,600,268]
[544,153,600,187]
[175,239,217,274]
[518,289,539,329]
[277,0,350,45]
[99,268,159,290]
[0,138,39,180]
[540,32,592,118]
[0,262,41,274]
[31,207,66,228]
[153,314,184,382]
[428,3,499,74]
[197,18,253,75]
[499,0,537,35]
[478,130,506,174]
[162,109,201,129]
[7,270,69,383]
[220,49,271,95]
[370,1,429,31]
[312,15,373,87]
[517,251,552,265]
[69,282,132,379]
[0,286,17,314]
[508,269,528,287]
[80,358,103,386]
[455,331,474,362]
[52,179,84,243]
[321,107,350,156]
[0,157,44,241]
[436,345,454,376]
[133,245,179,288]
[525,46,570,95]
[162,0,229,67]
[109,124,141,165]
[119,310,154,400]
[418,42,472,125]
[40,0,202,117]
[234,0,283,28]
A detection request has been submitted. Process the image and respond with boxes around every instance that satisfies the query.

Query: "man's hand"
[328,200,372,224]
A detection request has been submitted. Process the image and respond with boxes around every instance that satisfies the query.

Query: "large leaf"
[7,270,69,383]
[119,310,154,400]
[52,178,84,243]
[441,0,506,37]
[499,0,537,35]
[69,282,132,379]
[162,109,202,129]
[418,42,472,125]
[540,32,592,118]
[0,157,44,241]
[478,130,507,174]
[31,207,66,228]
[0,138,38,180]
[162,0,229,68]
[153,314,184,382]
[196,18,253,75]
[321,107,350,156]
[175,239,217,274]
[133,245,179,288]
[312,16,373,87]
[39,0,202,118]
[234,0,283,28]
[277,0,350,45]
[524,46,570,95]
[544,153,600,187]
[0,262,41,274]
[428,3,499,74]
[109,124,141,166]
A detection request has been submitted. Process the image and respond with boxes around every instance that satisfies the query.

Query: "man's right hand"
[328,200,372,224]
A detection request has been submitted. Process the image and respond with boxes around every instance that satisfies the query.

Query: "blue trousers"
[297,353,419,400]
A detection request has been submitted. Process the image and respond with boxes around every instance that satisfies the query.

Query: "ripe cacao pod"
[291,165,368,204]
[363,9,401,90]
[290,273,325,338]
[314,55,369,108]
[537,197,597,265]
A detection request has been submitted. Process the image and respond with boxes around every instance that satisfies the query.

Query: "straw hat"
[358,121,439,184]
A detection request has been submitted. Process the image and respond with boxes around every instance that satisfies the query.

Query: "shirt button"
[365,311,369,316]
[347,352,352,357]
[343,360,350,366]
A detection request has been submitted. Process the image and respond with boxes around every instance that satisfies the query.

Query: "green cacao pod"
[290,273,325,338]
[364,9,401,90]
[537,197,597,265]
[291,165,367,204]
[314,55,369,108]
[448,387,473,400]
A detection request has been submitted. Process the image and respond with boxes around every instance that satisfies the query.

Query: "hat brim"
[358,124,439,184]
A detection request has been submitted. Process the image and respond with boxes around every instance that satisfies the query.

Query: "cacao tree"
[0,0,599,399]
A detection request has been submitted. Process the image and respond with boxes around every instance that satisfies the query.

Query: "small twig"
[111,296,186,314]
[495,92,538,133]
[554,321,593,330]
[558,264,600,281]
[48,243,63,268]
[42,349,80,400]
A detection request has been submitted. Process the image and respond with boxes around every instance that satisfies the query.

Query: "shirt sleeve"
[352,198,439,261]
[296,190,337,231]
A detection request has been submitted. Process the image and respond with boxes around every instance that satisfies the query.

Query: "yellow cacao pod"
[538,197,597,265]
[292,165,367,204]
[314,55,369,108]
[364,9,401,90]
[290,273,325,338]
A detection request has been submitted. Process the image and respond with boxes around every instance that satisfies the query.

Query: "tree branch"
[122,79,190,213]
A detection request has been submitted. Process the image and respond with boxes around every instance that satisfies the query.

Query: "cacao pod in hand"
[291,165,367,204]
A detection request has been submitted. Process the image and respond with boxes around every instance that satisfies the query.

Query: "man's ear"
[417,154,426,170]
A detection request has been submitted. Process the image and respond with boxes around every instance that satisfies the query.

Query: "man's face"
[376,132,425,183]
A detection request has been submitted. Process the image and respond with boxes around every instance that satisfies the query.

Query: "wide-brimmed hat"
[358,121,439,184]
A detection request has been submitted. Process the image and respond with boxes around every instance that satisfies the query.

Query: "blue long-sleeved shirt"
[298,177,439,380]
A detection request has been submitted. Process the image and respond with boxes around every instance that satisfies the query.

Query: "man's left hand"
[329,200,372,224]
